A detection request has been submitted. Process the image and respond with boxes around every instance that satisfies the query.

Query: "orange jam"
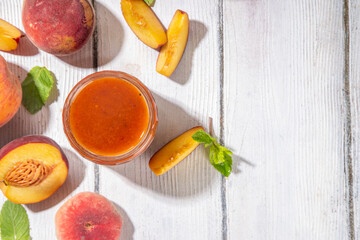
[69,77,149,156]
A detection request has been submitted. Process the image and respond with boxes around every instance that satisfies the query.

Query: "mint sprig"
[1,200,30,240]
[192,130,233,177]
[21,66,54,114]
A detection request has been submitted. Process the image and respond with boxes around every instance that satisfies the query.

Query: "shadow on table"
[170,20,207,85]
[113,202,134,240]
[27,148,86,212]
[57,3,124,68]
[106,93,218,198]
[232,155,255,175]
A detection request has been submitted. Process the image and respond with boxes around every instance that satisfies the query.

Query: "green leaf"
[22,66,54,114]
[209,142,233,177]
[143,0,155,6]
[1,200,30,240]
[192,129,233,177]
[192,130,217,146]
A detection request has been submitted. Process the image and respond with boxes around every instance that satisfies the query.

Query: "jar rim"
[62,71,158,165]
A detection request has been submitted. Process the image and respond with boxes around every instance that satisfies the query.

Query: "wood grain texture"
[223,0,350,239]
[2,0,356,239]
[350,0,360,239]
[0,1,96,239]
[96,0,223,239]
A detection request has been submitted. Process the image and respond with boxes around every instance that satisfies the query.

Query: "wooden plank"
[349,0,360,239]
[223,1,349,239]
[0,1,96,239]
[95,0,223,239]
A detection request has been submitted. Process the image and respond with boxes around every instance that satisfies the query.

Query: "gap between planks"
[343,0,354,239]
[218,0,228,239]
[92,0,100,194]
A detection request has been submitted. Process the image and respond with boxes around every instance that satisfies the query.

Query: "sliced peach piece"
[121,0,167,49]
[156,10,189,77]
[0,135,68,204]
[149,126,204,175]
[0,19,21,51]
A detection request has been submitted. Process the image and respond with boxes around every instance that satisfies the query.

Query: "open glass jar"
[63,71,158,165]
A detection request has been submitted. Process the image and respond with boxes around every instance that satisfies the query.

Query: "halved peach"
[0,19,21,52]
[121,0,167,49]
[156,10,189,77]
[0,135,68,204]
[149,126,204,175]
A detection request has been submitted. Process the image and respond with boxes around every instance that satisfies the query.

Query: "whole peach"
[22,0,95,55]
[0,55,21,128]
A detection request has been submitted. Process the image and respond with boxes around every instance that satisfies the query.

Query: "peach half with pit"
[0,135,68,204]
[55,192,123,240]
[0,19,22,52]
[22,0,95,55]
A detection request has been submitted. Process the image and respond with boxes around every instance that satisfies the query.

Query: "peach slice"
[149,126,204,175]
[0,135,68,204]
[156,10,189,77]
[121,0,167,49]
[0,55,22,128]
[0,19,21,52]
[55,192,123,240]
[22,0,95,55]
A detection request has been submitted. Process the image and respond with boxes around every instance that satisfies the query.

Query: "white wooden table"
[0,0,358,239]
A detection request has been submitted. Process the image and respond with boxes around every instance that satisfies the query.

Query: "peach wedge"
[121,0,167,49]
[149,126,203,176]
[156,10,189,77]
[0,19,21,52]
[0,135,68,204]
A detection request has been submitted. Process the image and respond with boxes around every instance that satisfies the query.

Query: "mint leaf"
[1,200,30,240]
[192,130,216,147]
[22,66,54,114]
[209,143,232,177]
[193,130,233,177]
[144,0,155,6]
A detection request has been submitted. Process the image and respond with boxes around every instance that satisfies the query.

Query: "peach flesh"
[156,10,189,77]
[149,126,203,175]
[0,135,68,204]
[22,0,95,55]
[121,0,167,49]
[0,55,22,128]
[0,19,22,52]
[55,192,123,240]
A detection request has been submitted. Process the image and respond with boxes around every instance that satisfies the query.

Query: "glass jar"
[63,71,158,165]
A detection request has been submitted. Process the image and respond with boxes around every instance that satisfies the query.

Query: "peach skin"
[22,0,95,55]
[0,55,22,128]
